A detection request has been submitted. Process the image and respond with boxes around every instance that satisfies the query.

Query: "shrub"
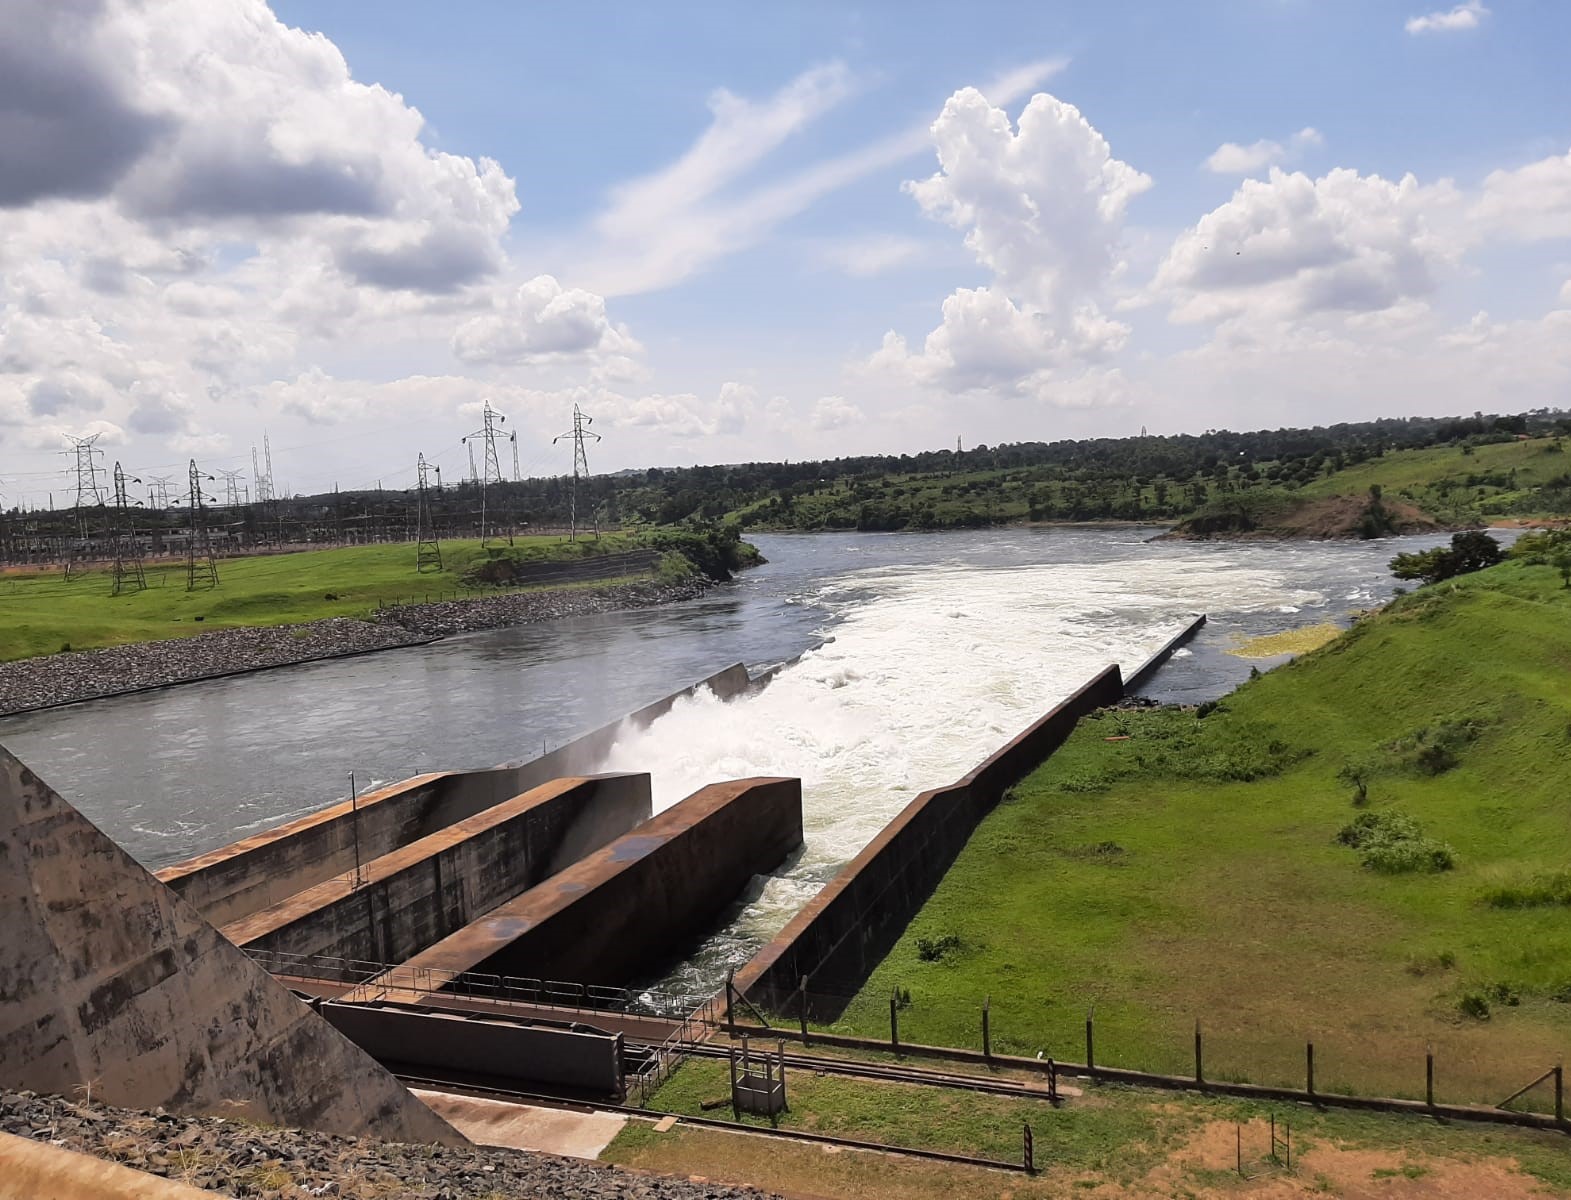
[916,934,963,963]
[1390,530,1503,586]
[1457,991,1491,1020]
[1336,810,1456,874]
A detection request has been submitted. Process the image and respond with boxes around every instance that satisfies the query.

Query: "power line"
[552,403,601,543]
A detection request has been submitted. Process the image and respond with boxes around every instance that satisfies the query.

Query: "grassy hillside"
[835,557,1571,1104]
[1305,435,1571,523]
[0,535,647,661]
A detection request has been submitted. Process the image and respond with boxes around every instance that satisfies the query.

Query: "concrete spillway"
[352,777,803,993]
[157,663,754,928]
[223,774,651,969]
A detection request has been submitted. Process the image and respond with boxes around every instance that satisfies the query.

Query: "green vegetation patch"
[833,558,1571,1104]
[1336,811,1456,875]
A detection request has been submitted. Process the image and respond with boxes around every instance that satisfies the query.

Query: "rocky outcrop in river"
[0,1088,773,1200]
[0,579,710,718]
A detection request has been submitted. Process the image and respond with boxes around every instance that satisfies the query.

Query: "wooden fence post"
[1426,1045,1434,1108]
[1022,1123,1034,1174]
[1557,1064,1564,1125]
[778,1040,788,1112]
[982,995,992,1063]
[798,976,809,1046]
[890,988,900,1054]
[1085,1008,1095,1078]
[729,1045,738,1120]
[1306,1041,1315,1100]
[1048,1057,1059,1104]
[724,968,735,1029]
[1195,1019,1204,1085]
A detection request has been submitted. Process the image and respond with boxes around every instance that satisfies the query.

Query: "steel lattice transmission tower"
[63,433,106,541]
[553,404,601,542]
[183,459,219,591]
[109,462,147,595]
[146,474,174,511]
[414,453,442,572]
[461,401,509,546]
[217,469,245,511]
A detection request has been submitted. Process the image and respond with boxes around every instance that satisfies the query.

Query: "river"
[0,526,1448,992]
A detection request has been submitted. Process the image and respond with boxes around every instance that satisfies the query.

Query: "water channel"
[0,526,1452,993]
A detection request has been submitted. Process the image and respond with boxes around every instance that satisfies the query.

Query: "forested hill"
[637,409,1571,534]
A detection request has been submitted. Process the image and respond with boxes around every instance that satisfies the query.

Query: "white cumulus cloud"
[1154,167,1462,324]
[872,88,1148,410]
[452,276,639,366]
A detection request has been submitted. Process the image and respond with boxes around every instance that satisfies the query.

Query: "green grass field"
[609,1058,1571,1198]
[0,535,639,661]
[833,558,1571,1106]
[1306,436,1571,522]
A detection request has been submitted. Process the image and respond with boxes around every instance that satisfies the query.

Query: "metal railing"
[632,992,724,1107]
[247,947,710,1021]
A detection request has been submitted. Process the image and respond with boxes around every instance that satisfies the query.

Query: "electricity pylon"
[109,462,146,595]
[553,404,601,542]
[462,401,508,546]
[63,433,105,542]
[184,459,219,591]
[415,453,442,572]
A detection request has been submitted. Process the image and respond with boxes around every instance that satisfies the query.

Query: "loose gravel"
[0,579,709,718]
[0,1088,775,1199]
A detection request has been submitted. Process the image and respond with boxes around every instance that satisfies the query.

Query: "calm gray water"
[0,528,1448,890]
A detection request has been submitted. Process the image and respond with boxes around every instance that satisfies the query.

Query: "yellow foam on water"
[1228,622,1343,659]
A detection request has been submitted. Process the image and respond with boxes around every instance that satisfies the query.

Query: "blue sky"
[1,0,1569,498]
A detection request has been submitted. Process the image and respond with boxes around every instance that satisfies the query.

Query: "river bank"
[0,577,709,718]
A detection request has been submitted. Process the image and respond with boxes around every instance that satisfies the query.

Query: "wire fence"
[731,978,1571,1129]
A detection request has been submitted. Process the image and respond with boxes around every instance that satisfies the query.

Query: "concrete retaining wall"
[0,744,461,1145]
[734,667,1125,1015]
[223,775,651,968]
[158,662,754,927]
[318,1001,624,1098]
[1123,614,1207,695]
[358,778,803,991]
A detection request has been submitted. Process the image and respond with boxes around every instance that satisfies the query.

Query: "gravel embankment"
[1,1089,774,1199]
[0,578,710,718]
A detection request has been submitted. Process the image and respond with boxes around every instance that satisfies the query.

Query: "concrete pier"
[223,774,651,969]
[353,777,803,993]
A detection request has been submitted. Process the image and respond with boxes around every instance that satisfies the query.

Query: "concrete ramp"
[157,662,754,927]
[353,777,803,993]
[0,743,462,1146]
[224,773,651,968]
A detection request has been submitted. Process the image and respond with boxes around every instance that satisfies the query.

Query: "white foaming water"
[596,551,1321,989]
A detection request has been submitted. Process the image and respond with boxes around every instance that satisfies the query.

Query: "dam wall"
[0,744,461,1145]
[734,666,1125,1016]
[317,1000,625,1099]
[354,778,803,992]
[223,774,651,969]
[158,662,754,927]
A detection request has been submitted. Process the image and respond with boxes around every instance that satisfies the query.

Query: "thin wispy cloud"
[1405,1,1489,35]
[574,57,1069,296]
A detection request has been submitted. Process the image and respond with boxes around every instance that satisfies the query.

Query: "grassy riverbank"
[0,536,641,661]
[833,557,1571,1104]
